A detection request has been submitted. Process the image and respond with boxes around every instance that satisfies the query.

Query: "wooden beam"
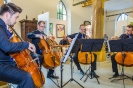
[92,0,104,38]
[82,0,108,7]
[0,0,4,7]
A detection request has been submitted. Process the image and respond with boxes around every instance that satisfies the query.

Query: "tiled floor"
[0,59,133,88]
[42,59,133,88]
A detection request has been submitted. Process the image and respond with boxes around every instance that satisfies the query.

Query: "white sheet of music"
[62,33,79,63]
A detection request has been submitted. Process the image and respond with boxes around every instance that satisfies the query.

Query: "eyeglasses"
[39,25,46,28]
[126,30,131,31]
[81,29,86,30]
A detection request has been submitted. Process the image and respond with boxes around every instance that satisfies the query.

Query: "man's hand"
[28,43,36,53]
[35,34,43,39]
[68,37,72,42]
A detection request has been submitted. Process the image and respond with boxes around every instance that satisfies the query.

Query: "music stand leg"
[62,56,84,88]
[60,61,63,88]
[82,65,100,84]
[80,53,100,84]
[110,54,132,88]
[49,78,60,88]
[80,66,91,80]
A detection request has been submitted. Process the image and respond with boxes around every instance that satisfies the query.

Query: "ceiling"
[105,0,133,12]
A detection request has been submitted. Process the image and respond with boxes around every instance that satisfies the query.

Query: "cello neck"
[9,26,24,42]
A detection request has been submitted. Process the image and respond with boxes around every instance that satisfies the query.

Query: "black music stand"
[60,33,84,88]
[108,39,133,88]
[79,39,104,84]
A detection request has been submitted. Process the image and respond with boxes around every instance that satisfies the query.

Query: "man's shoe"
[89,72,100,78]
[112,74,119,78]
[47,74,59,79]
[93,73,100,78]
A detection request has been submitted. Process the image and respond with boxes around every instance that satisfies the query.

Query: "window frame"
[115,13,128,30]
[116,13,128,21]
[57,1,67,20]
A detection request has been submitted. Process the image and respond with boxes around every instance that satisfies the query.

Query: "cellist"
[67,24,99,78]
[0,3,36,88]
[27,21,59,79]
[110,24,133,78]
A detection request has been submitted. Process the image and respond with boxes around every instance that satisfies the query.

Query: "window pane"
[117,14,127,21]
[63,15,66,20]
[125,15,127,20]
[57,1,67,20]
[59,2,62,14]
[57,4,59,13]
[60,14,63,20]
[63,6,66,15]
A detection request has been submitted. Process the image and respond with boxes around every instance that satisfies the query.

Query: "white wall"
[49,18,67,43]
[38,12,67,43]
[105,8,133,38]
[115,20,127,36]
[115,16,133,37]
[11,0,92,36]
[38,12,50,35]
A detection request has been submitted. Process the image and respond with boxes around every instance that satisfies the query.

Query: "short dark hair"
[0,3,22,15]
[37,21,45,25]
[127,24,133,30]
[79,24,85,28]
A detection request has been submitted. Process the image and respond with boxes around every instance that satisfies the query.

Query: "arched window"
[57,1,67,20]
[117,13,128,21]
[115,13,128,30]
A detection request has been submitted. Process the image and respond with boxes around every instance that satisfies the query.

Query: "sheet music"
[62,33,79,63]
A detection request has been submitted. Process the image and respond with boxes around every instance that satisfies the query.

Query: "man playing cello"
[0,3,36,88]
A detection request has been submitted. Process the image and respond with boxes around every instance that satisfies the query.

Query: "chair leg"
[8,83,17,88]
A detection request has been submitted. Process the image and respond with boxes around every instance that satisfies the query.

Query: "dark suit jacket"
[119,34,133,39]
[67,32,85,39]
[0,19,29,63]
[67,32,85,53]
[27,30,42,55]
[59,39,69,45]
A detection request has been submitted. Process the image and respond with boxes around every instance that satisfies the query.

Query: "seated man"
[27,21,59,79]
[67,24,99,78]
[111,24,133,78]
[59,35,70,45]
[0,3,36,88]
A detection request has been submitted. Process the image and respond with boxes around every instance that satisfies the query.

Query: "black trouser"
[31,53,55,76]
[73,53,97,71]
[111,54,118,73]
[47,69,55,76]
[0,63,35,88]
[30,53,43,68]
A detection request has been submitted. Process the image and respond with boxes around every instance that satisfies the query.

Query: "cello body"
[38,38,60,69]
[115,52,133,67]
[78,51,94,64]
[78,44,95,64]
[10,36,45,87]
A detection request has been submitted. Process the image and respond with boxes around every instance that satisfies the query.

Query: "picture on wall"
[56,24,65,38]
[49,23,53,36]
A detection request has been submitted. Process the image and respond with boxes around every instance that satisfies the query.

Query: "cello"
[9,26,45,87]
[38,32,60,69]
[78,34,95,64]
[108,36,133,67]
